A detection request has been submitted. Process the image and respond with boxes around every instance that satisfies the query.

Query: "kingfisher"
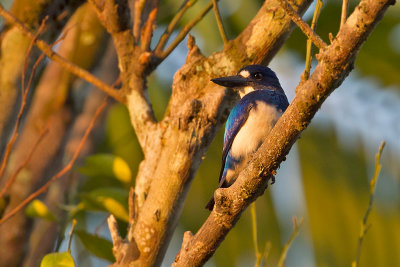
[206,65,289,210]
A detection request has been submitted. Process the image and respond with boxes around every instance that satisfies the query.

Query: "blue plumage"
[206,65,289,210]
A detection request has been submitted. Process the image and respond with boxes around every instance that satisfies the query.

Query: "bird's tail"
[205,197,215,211]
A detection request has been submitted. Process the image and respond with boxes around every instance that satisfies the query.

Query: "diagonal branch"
[300,0,323,83]
[140,0,160,51]
[278,0,327,50]
[0,97,108,225]
[212,0,228,44]
[0,23,47,182]
[0,4,124,103]
[158,1,213,60]
[173,0,395,265]
[341,0,349,29]
[154,0,196,54]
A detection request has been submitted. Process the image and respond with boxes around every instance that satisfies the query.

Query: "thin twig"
[133,0,146,42]
[352,141,386,267]
[21,16,48,93]
[0,4,124,103]
[212,0,228,44]
[141,2,160,51]
[277,217,303,267]
[108,214,123,247]
[161,1,213,59]
[250,202,261,267]
[300,0,323,83]
[341,0,349,29]
[0,128,49,198]
[0,19,47,182]
[278,0,327,50]
[262,241,272,266]
[67,219,77,253]
[0,97,108,225]
[155,0,196,54]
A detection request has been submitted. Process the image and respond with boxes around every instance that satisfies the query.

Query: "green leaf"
[79,154,132,185]
[75,230,115,262]
[26,200,57,221]
[80,187,129,222]
[40,252,75,267]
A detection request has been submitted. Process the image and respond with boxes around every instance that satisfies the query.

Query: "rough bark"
[173,0,396,265]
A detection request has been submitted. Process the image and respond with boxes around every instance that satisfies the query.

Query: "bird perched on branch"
[206,65,289,210]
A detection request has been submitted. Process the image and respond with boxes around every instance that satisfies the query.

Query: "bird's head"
[211,65,283,98]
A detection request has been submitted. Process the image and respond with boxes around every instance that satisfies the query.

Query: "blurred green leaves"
[79,154,132,189]
[79,187,129,222]
[26,200,57,221]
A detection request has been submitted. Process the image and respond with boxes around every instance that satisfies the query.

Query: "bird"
[205,65,289,210]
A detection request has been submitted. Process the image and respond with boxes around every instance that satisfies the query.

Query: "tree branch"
[173,0,395,265]
[140,0,160,51]
[341,0,349,29]
[0,0,84,154]
[133,0,146,41]
[159,1,213,60]
[300,0,323,83]
[0,97,108,225]
[0,4,124,103]
[212,0,228,44]
[278,0,327,50]
[353,141,385,267]
[154,0,196,54]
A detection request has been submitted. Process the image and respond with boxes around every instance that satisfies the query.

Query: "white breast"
[230,101,281,159]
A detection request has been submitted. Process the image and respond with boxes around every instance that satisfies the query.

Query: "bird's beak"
[211,75,249,88]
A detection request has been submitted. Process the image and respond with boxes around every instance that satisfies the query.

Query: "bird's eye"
[254,72,263,80]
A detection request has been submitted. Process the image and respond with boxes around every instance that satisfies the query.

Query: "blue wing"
[217,89,289,187]
[218,100,254,186]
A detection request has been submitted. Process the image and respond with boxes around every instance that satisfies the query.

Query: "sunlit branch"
[341,0,349,29]
[0,19,47,182]
[155,0,197,54]
[278,0,327,50]
[134,0,146,42]
[141,2,160,51]
[0,4,124,103]
[300,0,323,83]
[212,0,228,44]
[0,128,49,198]
[160,1,213,60]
